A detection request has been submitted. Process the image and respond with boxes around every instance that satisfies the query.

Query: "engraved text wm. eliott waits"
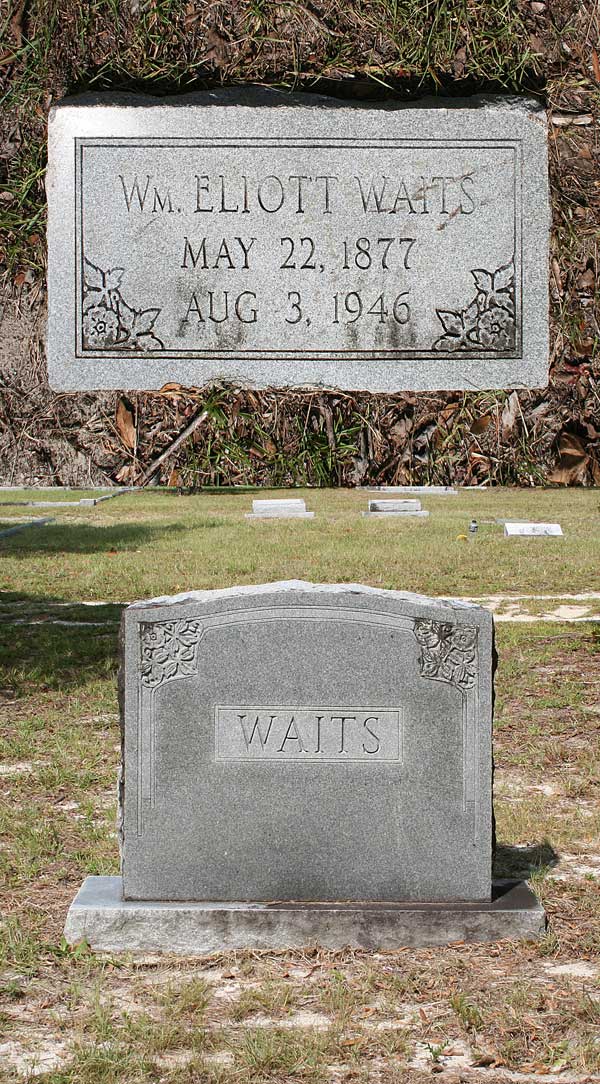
[120,170,473,330]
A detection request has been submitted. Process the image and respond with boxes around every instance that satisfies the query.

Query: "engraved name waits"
[215,707,402,762]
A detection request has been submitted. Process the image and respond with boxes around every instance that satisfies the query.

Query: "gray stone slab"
[363,486,457,495]
[0,488,134,509]
[119,581,493,903]
[252,498,306,513]
[368,499,422,512]
[362,510,430,519]
[65,876,546,953]
[504,522,563,537]
[47,90,549,393]
[0,517,54,538]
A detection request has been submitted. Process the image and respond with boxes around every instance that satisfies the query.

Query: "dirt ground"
[0,0,598,488]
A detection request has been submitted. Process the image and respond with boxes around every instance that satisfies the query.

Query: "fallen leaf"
[453,46,467,78]
[501,391,519,441]
[184,2,200,29]
[116,397,136,449]
[471,414,491,435]
[531,0,545,11]
[547,430,589,485]
[592,47,600,84]
[9,0,26,47]
[471,1052,496,1066]
[577,267,595,291]
[551,258,563,295]
[552,112,594,126]
[204,27,229,67]
[389,418,412,445]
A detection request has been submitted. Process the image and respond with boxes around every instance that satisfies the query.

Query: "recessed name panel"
[215,706,402,761]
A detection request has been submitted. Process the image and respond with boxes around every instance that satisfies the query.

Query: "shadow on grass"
[0,597,123,692]
[494,840,559,879]
[67,71,545,103]
[0,521,188,556]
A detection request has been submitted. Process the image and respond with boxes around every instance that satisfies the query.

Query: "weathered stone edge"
[65,877,546,954]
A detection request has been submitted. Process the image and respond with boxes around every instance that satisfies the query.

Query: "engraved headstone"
[65,581,544,951]
[47,90,549,393]
[504,522,563,537]
[363,499,429,518]
[246,498,314,519]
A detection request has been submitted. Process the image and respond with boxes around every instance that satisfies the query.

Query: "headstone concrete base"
[246,511,315,520]
[65,876,545,953]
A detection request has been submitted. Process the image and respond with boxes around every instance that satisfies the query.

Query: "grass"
[0,0,542,278]
[0,487,598,602]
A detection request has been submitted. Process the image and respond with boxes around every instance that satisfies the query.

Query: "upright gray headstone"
[65,581,544,951]
[47,90,549,392]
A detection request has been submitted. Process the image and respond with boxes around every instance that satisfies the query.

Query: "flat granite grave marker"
[364,486,457,496]
[363,499,429,518]
[246,498,314,520]
[504,522,563,537]
[65,581,544,952]
[47,90,549,393]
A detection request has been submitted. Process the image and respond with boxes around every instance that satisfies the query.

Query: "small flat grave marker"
[246,498,314,520]
[363,499,429,518]
[364,486,457,496]
[47,90,549,392]
[504,522,563,537]
[64,581,544,952]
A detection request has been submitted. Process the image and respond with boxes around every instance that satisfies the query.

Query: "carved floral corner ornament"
[413,619,477,690]
[140,619,203,688]
[433,258,516,353]
[82,258,164,351]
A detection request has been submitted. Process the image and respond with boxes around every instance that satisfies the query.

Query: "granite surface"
[364,486,457,495]
[368,499,422,512]
[504,522,563,537]
[252,499,307,513]
[246,497,314,519]
[47,89,549,392]
[120,581,494,903]
[65,876,546,952]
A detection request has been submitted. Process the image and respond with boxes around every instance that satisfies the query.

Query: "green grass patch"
[0,488,598,602]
